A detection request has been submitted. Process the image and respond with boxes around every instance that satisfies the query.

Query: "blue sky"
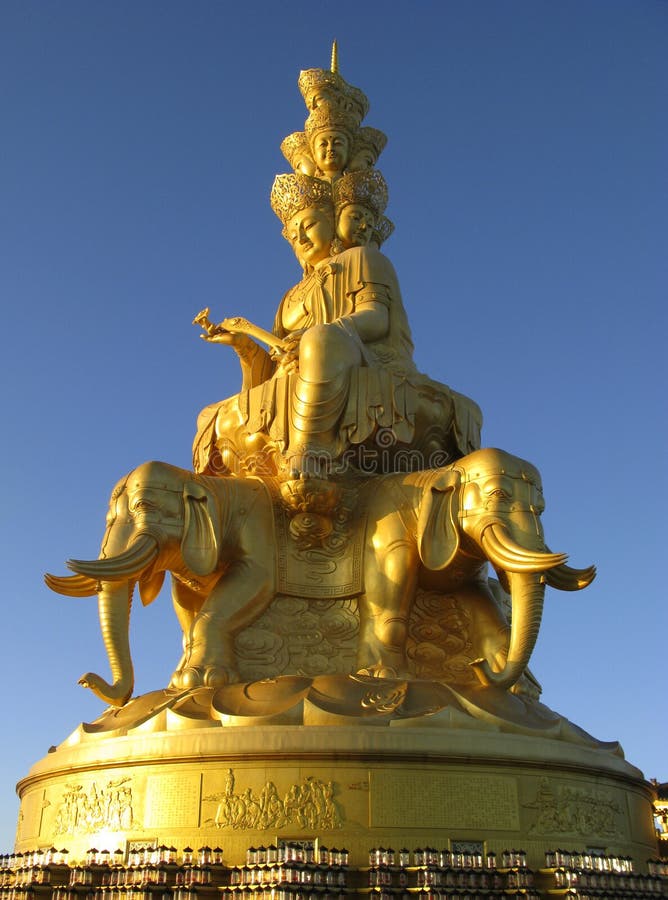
[1,1,666,851]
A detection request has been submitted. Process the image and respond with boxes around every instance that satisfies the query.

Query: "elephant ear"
[417,469,460,571]
[182,481,221,576]
[138,571,166,607]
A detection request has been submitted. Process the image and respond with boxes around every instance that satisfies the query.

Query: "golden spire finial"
[330,40,338,74]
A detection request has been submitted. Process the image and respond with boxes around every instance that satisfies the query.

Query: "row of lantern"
[0,849,226,872]
[222,893,347,900]
[244,848,348,868]
[551,867,666,894]
[228,865,347,888]
[647,859,668,877]
[373,892,543,900]
[543,849,634,873]
[368,848,529,870]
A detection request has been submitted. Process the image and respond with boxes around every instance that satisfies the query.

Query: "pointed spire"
[330,40,338,74]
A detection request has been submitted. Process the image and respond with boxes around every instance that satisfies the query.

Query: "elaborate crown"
[280,132,315,175]
[270,173,333,226]
[332,169,389,218]
[304,103,358,142]
[299,43,369,141]
[297,69,369,124]
[373,215,395,247]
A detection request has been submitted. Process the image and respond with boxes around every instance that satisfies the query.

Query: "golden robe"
[193,246,481,476]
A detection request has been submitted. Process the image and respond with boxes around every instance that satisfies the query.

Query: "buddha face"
[337,203,376,248]
[311,130,350,176]
[285,205,335,268]
[348,147,376,172]
[294,153,316,177]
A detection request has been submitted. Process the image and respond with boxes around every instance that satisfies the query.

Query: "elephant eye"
[488,488,511,500]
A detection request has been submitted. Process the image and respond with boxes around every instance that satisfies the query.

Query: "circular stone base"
[16,708,656,870]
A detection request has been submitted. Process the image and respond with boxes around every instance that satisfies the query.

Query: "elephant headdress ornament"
[46,47,596,733]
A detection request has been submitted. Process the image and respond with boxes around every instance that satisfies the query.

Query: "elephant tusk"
[481,522,567,572]
[544,561,596,591]
[67,534,159,581]
[44,572,99,597]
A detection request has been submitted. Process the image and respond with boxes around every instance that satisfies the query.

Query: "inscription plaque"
[371,771,519,830]
[145,773,201,828]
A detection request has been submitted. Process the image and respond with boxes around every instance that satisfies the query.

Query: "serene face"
[337,203,376,248]
[294,153,316,176]
[285,205,335,268]
[311,88,337,110]
[312,130,350,176]
[348,148,376,172]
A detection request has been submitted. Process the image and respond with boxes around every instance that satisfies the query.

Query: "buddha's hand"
[271,329,305,374]
[200,330,252,349]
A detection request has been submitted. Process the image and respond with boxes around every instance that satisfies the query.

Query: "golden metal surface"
[15,724,657,865]
[45,49,597,742]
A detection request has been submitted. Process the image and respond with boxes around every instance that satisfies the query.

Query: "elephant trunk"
[470,569,545,690]
[79,581,135,707]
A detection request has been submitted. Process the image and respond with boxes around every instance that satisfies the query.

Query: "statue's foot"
[173,665,238,689]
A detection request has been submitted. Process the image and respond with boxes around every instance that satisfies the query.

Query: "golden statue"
[28,45,661,876]
[46,46,596,735]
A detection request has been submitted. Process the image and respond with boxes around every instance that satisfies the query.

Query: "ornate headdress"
[270,173,333,226]
[372,215,395,248]
[280,132,315,176]
[299,43,369,141]
[298,70,369,124]
[332,169,389,218]
[304,103,357,143]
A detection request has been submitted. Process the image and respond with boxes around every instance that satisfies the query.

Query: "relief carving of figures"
[53,779,134,836]
[526,778,623,838]
[206,770,342,831]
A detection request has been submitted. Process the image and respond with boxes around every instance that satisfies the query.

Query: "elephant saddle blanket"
[264,477,371,600]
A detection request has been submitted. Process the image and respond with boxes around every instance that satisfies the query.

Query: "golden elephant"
[45,449,594,707]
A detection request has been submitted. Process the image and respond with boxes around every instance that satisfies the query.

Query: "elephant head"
[416,448,595,690]
[44,461,228,706]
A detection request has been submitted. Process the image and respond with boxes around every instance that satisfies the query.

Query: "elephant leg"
[458,583,511,676]
[358,537,418,678]
[169,579,204,689]
[180,558,274,688]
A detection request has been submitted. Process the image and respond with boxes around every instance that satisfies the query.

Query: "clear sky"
[1,0,666,852]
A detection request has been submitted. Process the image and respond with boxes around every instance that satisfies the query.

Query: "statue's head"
[270,173,335,269]
[304,108,354,179]
[348,127,388,172]
[298,66,369,122]
[336,202,376,248]
[299,62,365,181]
[333,169,392,249]
[280,132,316,177]
[309,128,351,179]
